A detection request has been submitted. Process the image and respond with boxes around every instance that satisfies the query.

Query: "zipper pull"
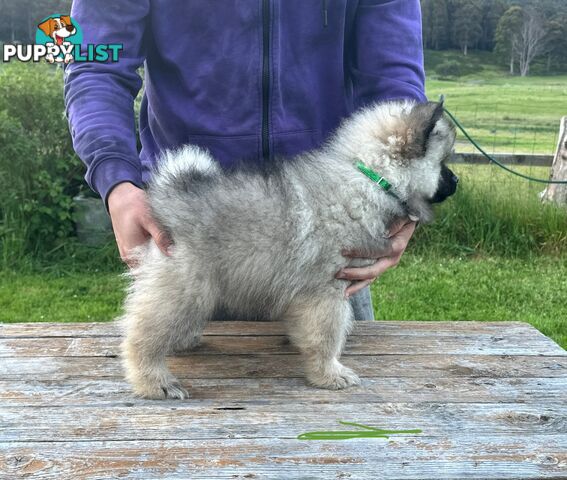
[322,0,328,27]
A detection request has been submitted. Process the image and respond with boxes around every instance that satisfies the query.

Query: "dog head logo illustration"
[36,14,80,64]
[38,15,76,46]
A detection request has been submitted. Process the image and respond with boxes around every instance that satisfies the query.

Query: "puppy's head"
[337,100,458,221]
[400,101,458,204]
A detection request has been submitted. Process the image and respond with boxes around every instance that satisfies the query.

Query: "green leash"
[443,105,567,185]
[355,103,566,189]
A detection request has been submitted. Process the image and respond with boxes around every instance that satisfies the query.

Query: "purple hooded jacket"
[64,0,426,205]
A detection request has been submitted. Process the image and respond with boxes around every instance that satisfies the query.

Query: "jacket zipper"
[261,0,271,161]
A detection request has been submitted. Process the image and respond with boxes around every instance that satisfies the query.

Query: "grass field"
[424,50,567,154]
[376,255,566,349]
[1,254,565,349]
[412,164,566,257]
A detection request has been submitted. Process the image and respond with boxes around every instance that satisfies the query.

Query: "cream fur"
[119,100,456,399]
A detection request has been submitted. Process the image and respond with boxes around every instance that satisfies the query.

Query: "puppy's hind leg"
[284,294,360,390]
[120,251,216,400]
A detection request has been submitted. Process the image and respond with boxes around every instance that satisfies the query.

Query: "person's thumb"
[385,218,408,238]
[144,218,173,256]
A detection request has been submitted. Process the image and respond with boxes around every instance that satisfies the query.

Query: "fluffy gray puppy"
[120,100,457,399]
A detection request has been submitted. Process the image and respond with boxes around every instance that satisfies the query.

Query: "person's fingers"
[143,217,173,256]
[381,221,416,258]
[338,221,415,283]
[337,256,400,281]
[111,212,150,267]
[341,221,417,259]
[390,220,417,241]
[341,242,393,259]
[122,253,138,269]
[117,246,129,266]
[118,229,148,268]
[385,217,410,238]
[118,240,138,268]
[345,278,374,297]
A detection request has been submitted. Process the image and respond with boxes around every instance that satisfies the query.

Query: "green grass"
[0,271,125,323]
[1,254,564,349]
[373,254,566,350]
[412,164,567,257]
[424,50,567,154]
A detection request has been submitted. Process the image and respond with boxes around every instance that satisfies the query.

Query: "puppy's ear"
[38,18,55,37]
[405,101,445,159]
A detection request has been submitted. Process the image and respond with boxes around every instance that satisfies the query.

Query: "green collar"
[354,159,405,205]
[354,159,414,218]
[354,160,392,192]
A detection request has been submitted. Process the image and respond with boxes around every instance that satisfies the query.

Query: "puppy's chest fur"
[283,160,404,270]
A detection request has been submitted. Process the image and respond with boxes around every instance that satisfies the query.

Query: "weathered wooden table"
[0,321,565,479]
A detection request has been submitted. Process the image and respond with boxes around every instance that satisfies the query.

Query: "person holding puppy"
[64,0,425,321]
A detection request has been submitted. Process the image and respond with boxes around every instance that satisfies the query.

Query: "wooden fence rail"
[450,153,552,166]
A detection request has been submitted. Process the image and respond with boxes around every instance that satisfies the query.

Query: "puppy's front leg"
[284,294,360,390]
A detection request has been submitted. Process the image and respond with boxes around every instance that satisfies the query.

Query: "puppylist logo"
[2,14,122,64]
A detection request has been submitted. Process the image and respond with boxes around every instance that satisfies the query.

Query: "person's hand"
[336,219,417,298]
[107,182,172,267]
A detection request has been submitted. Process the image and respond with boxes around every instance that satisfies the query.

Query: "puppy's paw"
[307,362,361,390]
[161,380,190,400]
[132,377,189,400]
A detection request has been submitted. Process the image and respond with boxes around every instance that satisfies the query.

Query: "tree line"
[0,0,72,43]
[422,0,567,75]
[1,0,566,76]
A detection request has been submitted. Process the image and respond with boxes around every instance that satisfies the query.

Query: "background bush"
[0,62,84,266]
[435,60,462,78]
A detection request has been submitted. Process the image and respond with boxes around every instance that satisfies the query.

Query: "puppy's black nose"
[430,165,458,204]
[66,25,75,32]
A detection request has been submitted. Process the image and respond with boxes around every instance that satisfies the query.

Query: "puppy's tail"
[150,145,220,192]
[146,145,220,231]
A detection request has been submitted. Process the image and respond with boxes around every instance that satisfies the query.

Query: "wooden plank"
[1,436,565,479]
[0,376,564,405]
[1,331,563,358]
[0,320,543,338]
[1,321,564,480]
[1,403,565,442]
[0,322,122,338]
[0,353,565,382]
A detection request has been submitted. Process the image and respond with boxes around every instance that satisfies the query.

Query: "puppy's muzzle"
[430,165,458,204]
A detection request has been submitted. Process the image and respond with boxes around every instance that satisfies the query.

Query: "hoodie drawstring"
[322,0,328,27]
